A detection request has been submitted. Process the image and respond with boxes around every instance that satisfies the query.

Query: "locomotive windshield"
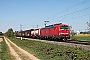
[60,26,68,30]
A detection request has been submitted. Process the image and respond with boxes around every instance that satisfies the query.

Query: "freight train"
[15,23,70,41]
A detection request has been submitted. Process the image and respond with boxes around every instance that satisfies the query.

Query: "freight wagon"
[31,29,40,38]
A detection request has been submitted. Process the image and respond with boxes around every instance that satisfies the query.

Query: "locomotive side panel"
[49,27,55,36]
[40,28,45,36]
[46,28,50,36]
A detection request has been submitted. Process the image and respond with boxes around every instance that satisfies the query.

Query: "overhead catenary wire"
[45,0,89,21]
[50,6,90,20]
[62,14,90,21]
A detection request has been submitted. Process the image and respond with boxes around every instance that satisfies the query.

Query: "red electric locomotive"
[40,23,70,41]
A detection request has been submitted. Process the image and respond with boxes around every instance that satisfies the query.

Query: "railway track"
[18,37,90,45]
[66,40,90,45]
[19,37,90,45]
[40,38,90,45]
[17,37,90,50]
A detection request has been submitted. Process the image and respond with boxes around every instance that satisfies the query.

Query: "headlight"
[59,33,69,35]
[66,33,69,34]
[59,33,64,35]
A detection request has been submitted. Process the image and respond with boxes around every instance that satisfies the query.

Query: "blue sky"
[0,0,90,33]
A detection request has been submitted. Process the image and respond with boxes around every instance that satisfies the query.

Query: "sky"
[0,0,90,33]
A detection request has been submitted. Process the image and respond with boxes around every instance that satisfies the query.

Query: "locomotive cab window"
[60,26,68,30]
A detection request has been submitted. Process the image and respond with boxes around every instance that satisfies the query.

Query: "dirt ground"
[4,37,40,60]
[0,38,3,42]
[0,38,3,51]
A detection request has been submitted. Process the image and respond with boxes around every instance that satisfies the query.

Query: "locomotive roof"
[45,25,54,28]
[45,23,68,28]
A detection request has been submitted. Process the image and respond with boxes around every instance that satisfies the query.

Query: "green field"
[8,37,90,60]
[75,36,90,41]
[70,34,90,41]
[75,34,90,41]
[0,36,11,60]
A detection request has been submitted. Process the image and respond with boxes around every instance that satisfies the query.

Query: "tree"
[86,20,90,34]
[0,32,3,35]
[5,28,14,37]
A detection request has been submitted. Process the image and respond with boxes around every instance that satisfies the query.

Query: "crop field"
[9,37,90,60]
[0,36,11,60]
[75,34,90,41]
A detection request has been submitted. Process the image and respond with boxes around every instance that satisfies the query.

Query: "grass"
[8,37,90,60]
[0,36,11,60]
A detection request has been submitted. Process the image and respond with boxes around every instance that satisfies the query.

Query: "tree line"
[5,28,14,37]
[0,32,3,35]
